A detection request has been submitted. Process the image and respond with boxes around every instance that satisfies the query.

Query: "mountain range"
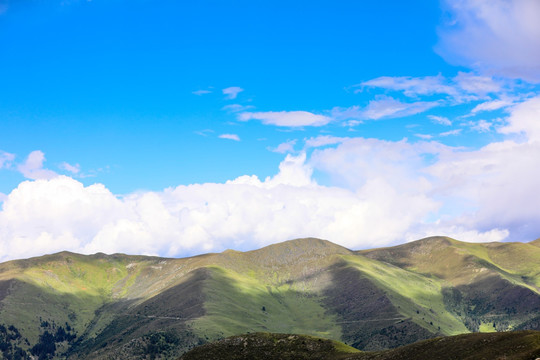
[0,236,539,359]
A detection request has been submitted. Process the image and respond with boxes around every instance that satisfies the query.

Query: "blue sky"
[1,0,540,260]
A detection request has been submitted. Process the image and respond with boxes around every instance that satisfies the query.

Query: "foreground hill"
[179,331,540,360]
[0,237,538,358]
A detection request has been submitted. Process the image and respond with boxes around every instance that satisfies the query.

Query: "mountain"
[179,331,540,360]
[0,237,539,359]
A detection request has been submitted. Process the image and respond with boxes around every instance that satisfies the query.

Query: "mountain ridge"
[0,236,538,359]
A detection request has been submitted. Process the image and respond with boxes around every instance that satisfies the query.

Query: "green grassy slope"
[363,237,540,333]
[0,237,539,359]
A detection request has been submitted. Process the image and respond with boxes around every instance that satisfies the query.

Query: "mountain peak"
[254,237,351,255]
[244,238,352,266]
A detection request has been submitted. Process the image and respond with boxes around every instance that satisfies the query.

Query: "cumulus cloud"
[427,139,540,242]
[1,98,539,261]
[0,151,439,261]
[498,95,540,141]
[239,111,331,127]
[219,134,241,141]
[17,151,58,180]
[222,86,244,100]
[437,0,540,82]
[308,132,540,243]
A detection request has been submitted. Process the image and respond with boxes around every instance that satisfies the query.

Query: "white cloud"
[332,97,439,122]
[406,225,509,244]
[359,96,440,120]
[309,133,540,243]
[0,151,15,169]
[270,139,297,154]
[426,139,540,242]
[439,129,462,137]
[17,150,58,180]
[192,89,212,96]
[358,74,457,97]
[239,111,332,127]
[219,134,241,141]
[437,0,540,82]
[1,132,539,261]
[0,176,132,259]
[222,104,254,113]
[304,135,347,149]
[308,137,442,191]
[0,151,440,261]
[452,71,503,95]
[471,98,514,114]
[222,86,244,100]
[59,162,81,174]
[195,129,214,137]
[415,134,433,140]
[498,95,540,141]
[2,101,540,261]
[469,119,492,133]
[358,72,508,101]
[428,115,452,126]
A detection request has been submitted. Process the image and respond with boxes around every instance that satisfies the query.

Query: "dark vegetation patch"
[73,268,208,359]
[180,331,540,360]
[363,330,540,360]
[0,320,77,360]
[442,275,540,331]
[515,315,540,331]
[30,319,77,360]
[179,332,359,360]
[0,324,29,360]
[323,263,435,350]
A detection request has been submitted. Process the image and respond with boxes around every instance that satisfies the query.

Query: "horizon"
[4,235,540,263]
[1,0,540,262]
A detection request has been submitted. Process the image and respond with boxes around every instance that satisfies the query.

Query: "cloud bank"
[2,95,539,262]
[437,0,540,82]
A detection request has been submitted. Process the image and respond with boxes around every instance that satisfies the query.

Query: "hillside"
[178,333,360,360]
[179,331,540,360]
[0,237,538,358]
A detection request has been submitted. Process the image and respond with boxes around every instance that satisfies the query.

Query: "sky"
[1,0,540,261]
